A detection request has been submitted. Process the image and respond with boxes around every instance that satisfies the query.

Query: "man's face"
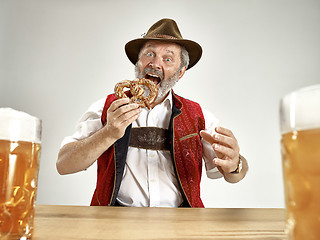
[135,40,186,102]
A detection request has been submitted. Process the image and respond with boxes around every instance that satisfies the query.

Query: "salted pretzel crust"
[114,78,158,109]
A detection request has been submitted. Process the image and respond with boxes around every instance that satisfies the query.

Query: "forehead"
[140,40,182,54]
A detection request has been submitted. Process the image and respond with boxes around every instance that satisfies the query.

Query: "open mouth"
[145,73,162,86]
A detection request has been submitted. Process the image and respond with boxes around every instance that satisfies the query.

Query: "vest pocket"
[179,133,198,141]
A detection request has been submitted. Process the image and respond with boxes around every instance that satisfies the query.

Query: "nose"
[148,56,162,70]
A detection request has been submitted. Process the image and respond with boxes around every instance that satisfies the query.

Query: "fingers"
[118,105,141,125]
[213,131,239,152]
[108,99,141,124]
[117,104,141,124]
[199,130,214,144]
[200,128,239,152]
[105,98,142,140]
[200,127,240,173]
[215,126,236,138]
[108,98,131,112]
[213,143,238,160]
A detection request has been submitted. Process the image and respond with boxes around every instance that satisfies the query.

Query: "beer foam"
[0,108,41,143]
[280,84,320,133]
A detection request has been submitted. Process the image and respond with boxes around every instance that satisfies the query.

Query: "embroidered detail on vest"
[179,133,198,141]
[169,93,205,208]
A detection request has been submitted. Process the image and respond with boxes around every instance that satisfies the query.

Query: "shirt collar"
[146,90,173,112]
[161,90,173,109]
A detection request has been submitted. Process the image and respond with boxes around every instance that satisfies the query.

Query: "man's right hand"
[104,98,141,142]
[57,98,141,175]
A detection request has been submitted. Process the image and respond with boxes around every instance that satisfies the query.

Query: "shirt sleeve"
[60,98,105,148]
[202,108,224,179]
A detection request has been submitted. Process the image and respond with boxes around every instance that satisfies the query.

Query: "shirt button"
[151,179,156,183]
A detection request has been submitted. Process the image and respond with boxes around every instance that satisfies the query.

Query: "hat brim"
[125,38,202,70]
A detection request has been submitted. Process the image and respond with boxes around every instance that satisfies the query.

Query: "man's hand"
[105,98,141,141]
[200,127,240,174]
[57,98,141,175]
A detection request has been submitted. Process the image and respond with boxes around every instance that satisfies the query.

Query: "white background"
[1,0,319,208]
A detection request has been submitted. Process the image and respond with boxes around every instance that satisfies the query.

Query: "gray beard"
[135,65,180,102]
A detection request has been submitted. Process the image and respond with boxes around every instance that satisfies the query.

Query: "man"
[57,18,248,208]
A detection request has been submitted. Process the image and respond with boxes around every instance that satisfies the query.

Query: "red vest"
[90,93,205,207]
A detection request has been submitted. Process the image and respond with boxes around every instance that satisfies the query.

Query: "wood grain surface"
[33,205,286,240]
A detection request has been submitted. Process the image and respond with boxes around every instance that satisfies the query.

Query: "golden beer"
[281,128,320,240]
[0,139,41,239]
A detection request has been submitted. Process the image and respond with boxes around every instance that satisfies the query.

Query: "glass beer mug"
[280,85,320,240]
[0,108,41,239]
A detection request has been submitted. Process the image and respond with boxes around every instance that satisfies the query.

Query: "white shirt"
[61,91,223,207]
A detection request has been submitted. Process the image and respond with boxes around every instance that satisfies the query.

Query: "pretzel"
[114,78,158,109]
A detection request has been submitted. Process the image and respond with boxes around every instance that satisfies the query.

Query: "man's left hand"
[200,127,240,174]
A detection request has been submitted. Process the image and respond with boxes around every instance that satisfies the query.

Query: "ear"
[178,66,187,79]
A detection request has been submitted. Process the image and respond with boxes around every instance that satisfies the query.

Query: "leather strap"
[129,127,170,151]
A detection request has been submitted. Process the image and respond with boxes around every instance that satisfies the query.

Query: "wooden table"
[34,205,286,240]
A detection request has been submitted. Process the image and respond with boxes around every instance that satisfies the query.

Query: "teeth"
[147,73,159,78]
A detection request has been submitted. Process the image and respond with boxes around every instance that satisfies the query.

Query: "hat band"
[148,34,179,40]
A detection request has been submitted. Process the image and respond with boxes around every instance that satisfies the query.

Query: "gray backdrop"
[1,0,319,207]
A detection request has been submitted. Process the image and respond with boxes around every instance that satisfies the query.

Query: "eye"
[146,52,154,57]
[165,58,172,62]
